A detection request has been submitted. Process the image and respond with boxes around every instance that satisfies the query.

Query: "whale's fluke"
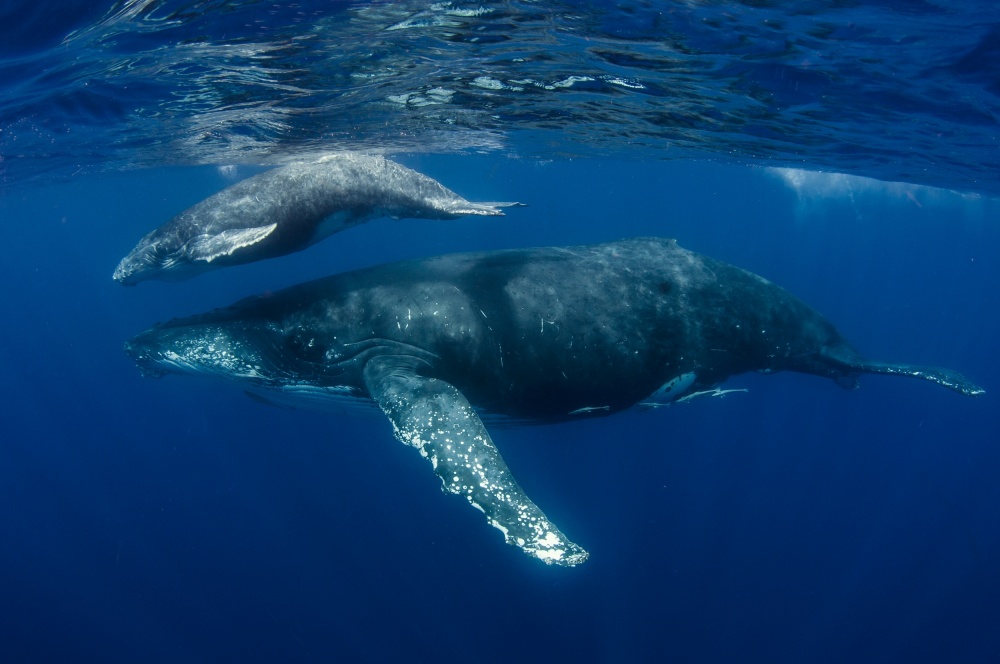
[821,346,985,397]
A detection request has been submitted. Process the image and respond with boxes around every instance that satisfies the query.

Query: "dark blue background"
[1,157,998,662]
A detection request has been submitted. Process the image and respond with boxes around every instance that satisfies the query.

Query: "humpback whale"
[113,153,519,285]
[124,238,984,565]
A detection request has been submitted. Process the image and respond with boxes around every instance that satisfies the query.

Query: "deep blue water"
[2,2,1000,663]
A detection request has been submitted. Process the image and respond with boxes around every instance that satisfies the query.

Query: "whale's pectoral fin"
[822,347,985,397]
[363,356,589,566]
[185,223,279,263]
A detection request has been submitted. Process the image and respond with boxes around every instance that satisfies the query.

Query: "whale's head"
[124,304,406,411]
[115,222,281,286]
[124,312,295,386]
[113,231,204,286]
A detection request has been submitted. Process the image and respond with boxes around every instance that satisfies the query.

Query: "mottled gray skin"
[124,238,984,565]
[113,153,519,285]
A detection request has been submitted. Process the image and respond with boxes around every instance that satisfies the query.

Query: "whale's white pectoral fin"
[186,223,279,263]
[363,357,588,567]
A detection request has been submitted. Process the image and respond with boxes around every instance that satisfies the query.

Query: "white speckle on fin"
[187,223,278,262]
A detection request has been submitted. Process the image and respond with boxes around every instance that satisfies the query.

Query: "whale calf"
[124,238,984,565]
[113,153,519,285]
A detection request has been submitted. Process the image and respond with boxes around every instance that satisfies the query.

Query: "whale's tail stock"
[820,345,985,397]
[442,200,526,217]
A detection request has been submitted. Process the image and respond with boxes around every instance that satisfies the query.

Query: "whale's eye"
[657,281,673,294]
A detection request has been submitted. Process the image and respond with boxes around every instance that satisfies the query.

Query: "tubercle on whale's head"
[113,254,145,286]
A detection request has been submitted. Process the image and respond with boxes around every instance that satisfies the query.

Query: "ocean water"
[2,2,999,662]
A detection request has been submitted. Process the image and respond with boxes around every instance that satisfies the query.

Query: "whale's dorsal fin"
[363,356,588,566]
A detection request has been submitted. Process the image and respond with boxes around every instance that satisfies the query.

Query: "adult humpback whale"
[113,153,519,285]
[124,238,984,566]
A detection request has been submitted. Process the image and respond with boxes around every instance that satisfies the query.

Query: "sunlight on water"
[1,0,998,194]
[766,167,974,201]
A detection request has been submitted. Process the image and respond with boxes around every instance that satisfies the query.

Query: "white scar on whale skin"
[113,152,522,286]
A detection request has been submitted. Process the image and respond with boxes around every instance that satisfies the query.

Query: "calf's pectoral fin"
[822,347,985,397]
[362,356,588,566]
[185,223,279,263]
